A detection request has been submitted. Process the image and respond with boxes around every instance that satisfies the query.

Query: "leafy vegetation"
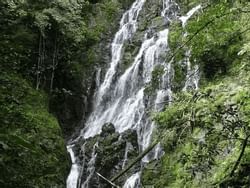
[169,0,250,82]
[142,0,250,187]
[0,73,70,187]
[1,0,250,187]
[0,0,131,186]
[0,0,124,92]
[143,61,250,187]
[144,65,165,96]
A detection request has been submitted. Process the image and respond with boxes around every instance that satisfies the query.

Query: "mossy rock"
[150,16,169,31]
[76,123,139,187]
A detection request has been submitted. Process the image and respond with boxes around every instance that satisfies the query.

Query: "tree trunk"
[50,34,58,93]
[36,34,42,90]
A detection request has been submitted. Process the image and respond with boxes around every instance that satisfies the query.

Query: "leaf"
[238,43,250,56]
[0,134,43,154]
[0,141,9,150]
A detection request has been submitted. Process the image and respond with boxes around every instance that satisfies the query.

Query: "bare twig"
[96,172,120,188]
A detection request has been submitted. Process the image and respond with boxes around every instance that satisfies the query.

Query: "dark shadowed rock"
[74,123,139,187]
[100,123,116,137]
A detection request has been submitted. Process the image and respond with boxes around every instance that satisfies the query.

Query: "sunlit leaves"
[186,2,238,58]
[238,43,250,56]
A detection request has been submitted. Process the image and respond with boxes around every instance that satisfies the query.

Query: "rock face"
[67,0,182,187]
[75,123,139,188]
[61,0,180,141]
[54,1,136,140]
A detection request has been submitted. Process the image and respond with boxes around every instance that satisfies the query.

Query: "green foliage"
[187,3,245,79]
[172,61,186,91]
[168,21,185,62]
[0,0,129,139]
[142,60,250,187]
[142,1,250,186]
[144,65,165,95]
[0,73,70,187]
[0,0,125,92]
[169,1,250,81]
[0,0,133,186]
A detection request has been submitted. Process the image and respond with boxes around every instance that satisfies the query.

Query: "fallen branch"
[110,141,158,182]
[96,172,120,188]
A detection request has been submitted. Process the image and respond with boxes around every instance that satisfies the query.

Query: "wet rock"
[150,16,169,31]
[75,124,139,187]
[100,123,116,137]
[68,0,182,187]
[121,129,139,148]
[55,1,135,140]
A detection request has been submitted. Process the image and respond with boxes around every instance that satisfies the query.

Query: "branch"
[96,172,120,188]
[110,141,158,182]
[109,115,194,183]
[229,135,250,177]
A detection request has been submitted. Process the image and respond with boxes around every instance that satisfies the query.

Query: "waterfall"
[122,142,134,169]
[120,1,175,186]
[81,143,98,188]
[83,0,174,151]
[67,0,202,187]
[179,5,201,27]
[67,1,147,187]
[67,145,80,188]
[82,0,146,139]
[123,172,141,188]
[183,50,200,91]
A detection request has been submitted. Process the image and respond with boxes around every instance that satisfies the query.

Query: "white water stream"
[123,172,141,188]
[67,1,201,188]
[81,143,98,188]
[67,145,80,188]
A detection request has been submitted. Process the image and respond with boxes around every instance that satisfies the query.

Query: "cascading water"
[67,0,202,187]
[183,50,200,91]
[123,172,141,188]
[83,0,146,138]
[121,1,177,186]
[179,5,201,27]
[122,142,134,169]
[81,143,98,188]
[67,0,146,187]
[67,145,80,188]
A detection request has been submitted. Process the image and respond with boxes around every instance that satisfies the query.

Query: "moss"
[144,65,165,96]
[172,61,186,91]
[168,21,183,52]
[120,41,140,73]
[150,16,167,31]
[0,72,70,188]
